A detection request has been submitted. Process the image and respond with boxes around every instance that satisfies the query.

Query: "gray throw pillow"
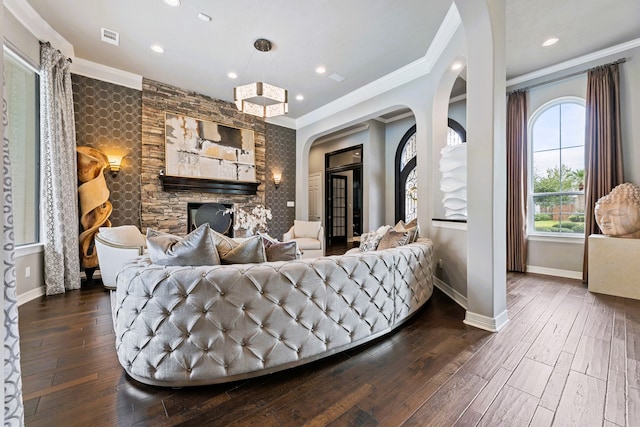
[220,235,267,264]
[146,223,220,266]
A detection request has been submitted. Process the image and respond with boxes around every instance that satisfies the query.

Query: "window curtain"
[506,90,528,272]
[3,71,25,426]
[583,63,624,282]
[40,42,81,295]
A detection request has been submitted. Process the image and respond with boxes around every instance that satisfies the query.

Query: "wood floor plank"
[539,351,573,411]
[582,295,616,341]
[477,385,538,427]
[453,367,512,426]
[303,383,373,426]
[571,335,611,380]
[506,357,553,398]
[554,370,606,427]
[605,338,627,426]
[529,405,554,427]
[562,295,594,354]
[400,371,487,427]
[628,386,640,427]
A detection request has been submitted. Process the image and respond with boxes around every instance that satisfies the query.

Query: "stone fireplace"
[140,78,266,235]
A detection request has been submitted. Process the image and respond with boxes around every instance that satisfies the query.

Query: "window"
[395,125,417,223]
[3,47,40,245]
[529,98,585,235]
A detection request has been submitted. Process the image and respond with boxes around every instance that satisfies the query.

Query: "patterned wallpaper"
[72,74,142,228]
[265,124,297,239]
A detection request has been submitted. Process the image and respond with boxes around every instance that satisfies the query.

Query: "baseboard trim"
[18,286,45,306]
[464,309,509,332]
[434,278,467,309]
[526,265,582,280]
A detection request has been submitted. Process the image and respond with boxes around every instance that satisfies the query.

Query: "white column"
[456,0,508,331]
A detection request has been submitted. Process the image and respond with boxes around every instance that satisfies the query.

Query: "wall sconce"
[273,171,282,189]
[107,154,124,174]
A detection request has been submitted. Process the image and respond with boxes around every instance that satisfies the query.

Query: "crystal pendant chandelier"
[234,39,288,118]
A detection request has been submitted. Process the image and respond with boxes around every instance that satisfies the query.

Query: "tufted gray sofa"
[113,238,434,387]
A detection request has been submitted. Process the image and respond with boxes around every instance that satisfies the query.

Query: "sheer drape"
[3,71,25,426]
[506,90,528,272]
[40,43,81,295]
[583,63,624,282]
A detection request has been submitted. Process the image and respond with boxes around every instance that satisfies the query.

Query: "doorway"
[325,145,363,250]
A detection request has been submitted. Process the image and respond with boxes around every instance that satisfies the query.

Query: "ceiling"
[23,0,640,120]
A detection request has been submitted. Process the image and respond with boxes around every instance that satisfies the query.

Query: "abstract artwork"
[165,113,256,182]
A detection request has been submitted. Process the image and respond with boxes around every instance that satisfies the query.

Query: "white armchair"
[95,226,146,289]
[283,220,324,259]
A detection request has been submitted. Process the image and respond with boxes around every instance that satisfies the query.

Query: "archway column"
[456,0,509,331]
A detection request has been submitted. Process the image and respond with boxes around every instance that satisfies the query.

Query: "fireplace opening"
[187,202,234,237]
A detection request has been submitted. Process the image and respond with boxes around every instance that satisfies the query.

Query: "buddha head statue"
[594,182,640,238]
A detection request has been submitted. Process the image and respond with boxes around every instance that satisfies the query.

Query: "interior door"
[329,175,347,244]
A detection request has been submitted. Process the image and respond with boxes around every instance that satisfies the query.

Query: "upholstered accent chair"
[95,225,146,289]
[283,220,324,259]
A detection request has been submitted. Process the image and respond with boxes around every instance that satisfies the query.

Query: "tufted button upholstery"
[114,238,434,387]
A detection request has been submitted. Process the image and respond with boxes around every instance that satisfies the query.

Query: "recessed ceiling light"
[296,95,304,101]
[451,62,463,71]
[164,0,180,6]
[328,73,346,82]
[227,72,238,79]
[315,66,326,74]
[198,13,211,22]
[542,37,559,47]
[150,44,165,54]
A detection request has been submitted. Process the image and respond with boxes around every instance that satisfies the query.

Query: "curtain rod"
[507,57,626,96]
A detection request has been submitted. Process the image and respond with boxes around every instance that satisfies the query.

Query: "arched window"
[395,125,417,223]
[529,97,586,235]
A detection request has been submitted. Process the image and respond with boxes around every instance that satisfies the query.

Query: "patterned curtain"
[40,43,81,295]
[506,90,528,272]
[3,68,25,426]
[582,63,624,282]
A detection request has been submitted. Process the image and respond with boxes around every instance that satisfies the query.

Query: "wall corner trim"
[72,57,143,90]
[464,309,509,332]
[434,277,467,309]
[17,286,44,307]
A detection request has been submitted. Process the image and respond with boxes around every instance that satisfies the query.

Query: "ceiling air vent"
[101,28,119,46]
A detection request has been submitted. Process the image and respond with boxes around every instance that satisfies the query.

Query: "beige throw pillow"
[146,223,220,266]
[394,220,418,243]
[209,229,239,258]
[377,229,410,251]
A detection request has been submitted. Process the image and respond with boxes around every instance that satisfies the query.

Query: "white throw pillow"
[294,220,321,238]
[98,225,146,247]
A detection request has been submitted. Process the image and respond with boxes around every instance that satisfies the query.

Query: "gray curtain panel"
[506,90,528,272]
[40,43,81,295]
[583,63,624,282]
[3,75,25,426]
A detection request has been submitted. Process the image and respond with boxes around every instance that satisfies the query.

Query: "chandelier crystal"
[234,39,288,118]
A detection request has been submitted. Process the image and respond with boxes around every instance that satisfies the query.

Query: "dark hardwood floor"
[18,272,640,426]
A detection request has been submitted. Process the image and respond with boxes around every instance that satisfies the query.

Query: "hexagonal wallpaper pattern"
[72,74,142,228]
[265,124,296,239]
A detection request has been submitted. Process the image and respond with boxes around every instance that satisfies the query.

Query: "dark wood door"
[328,175,347,245]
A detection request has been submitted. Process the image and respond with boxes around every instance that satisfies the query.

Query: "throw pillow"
[209,229,239,258]
[220,235,267,264]
[359,231,383,252]
[99,225,146,247]
[394,220,418,243]
[146,223,220,266]
[293,220,321,238]
[377,229,410,251]
[265,241,299,262]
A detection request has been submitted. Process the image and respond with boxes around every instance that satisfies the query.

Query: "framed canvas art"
[164,112,256,182]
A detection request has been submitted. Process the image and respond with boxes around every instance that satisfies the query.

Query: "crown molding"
[507,37,640,88]
[71,57,142,90]
[4,0,74,58]
[295,3,462,129]
[265,115,297,130]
